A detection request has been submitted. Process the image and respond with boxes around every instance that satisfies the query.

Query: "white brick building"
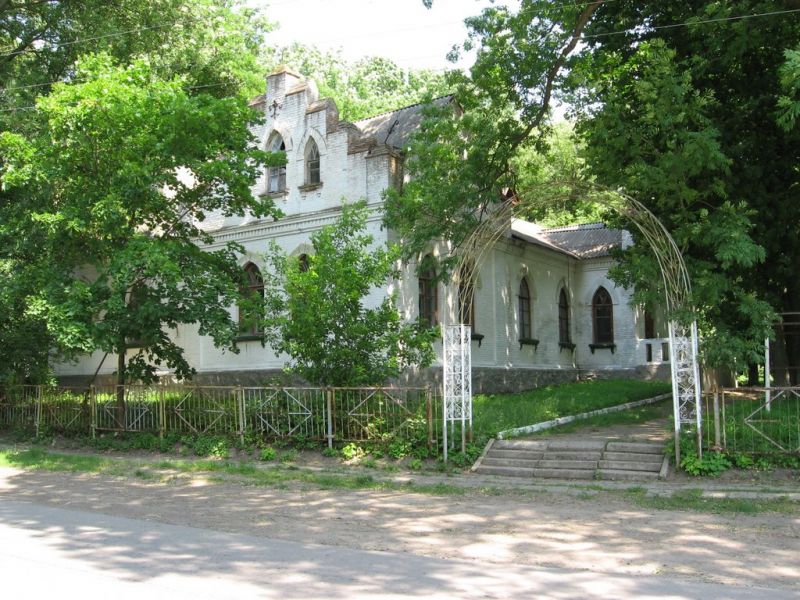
[55,67,670,391]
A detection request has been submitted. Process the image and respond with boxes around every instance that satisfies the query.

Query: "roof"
[353,95,453,149]
[511,220,624,259]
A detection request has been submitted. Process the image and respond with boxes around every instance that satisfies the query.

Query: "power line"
[582,7,800,39]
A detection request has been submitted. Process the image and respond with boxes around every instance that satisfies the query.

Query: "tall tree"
[571,0,799,376]
[0,1,272,384]
[389,0,786,369]
[0,55,281,412]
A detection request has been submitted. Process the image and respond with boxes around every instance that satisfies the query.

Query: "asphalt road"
[0,498,796,600]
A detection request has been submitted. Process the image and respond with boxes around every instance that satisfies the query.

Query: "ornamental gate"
[442,186,702,462]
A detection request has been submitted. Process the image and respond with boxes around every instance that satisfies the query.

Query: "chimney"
[266,65,303,114]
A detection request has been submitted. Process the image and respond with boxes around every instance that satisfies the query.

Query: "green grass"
[1,447,796,514]
[533,399,672,436]
[473,379,671,438]
[623,487,798,514]
[0,448,470,496]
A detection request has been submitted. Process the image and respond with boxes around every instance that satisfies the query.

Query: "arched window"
[267,134,286,193]
[418,256,438,327]
[239,263,264,337]
[457,263,476,329]
[298,253,310,273]
[305,138,320,185]
[558,288,570,345]
[518,278,531,340]
[592,286,614,344]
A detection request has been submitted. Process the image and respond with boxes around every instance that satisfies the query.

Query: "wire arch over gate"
[443,184,703,462]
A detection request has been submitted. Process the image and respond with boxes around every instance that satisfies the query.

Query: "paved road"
[0,498,796,599]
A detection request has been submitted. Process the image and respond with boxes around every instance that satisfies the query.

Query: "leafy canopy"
[0,53,282,382]
[263,202,436,387]
[262,43,451,121]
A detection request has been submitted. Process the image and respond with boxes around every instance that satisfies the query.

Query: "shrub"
[341,443,365,461]
[259,446,277,461]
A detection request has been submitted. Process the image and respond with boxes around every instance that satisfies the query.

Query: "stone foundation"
[57,364,670,394]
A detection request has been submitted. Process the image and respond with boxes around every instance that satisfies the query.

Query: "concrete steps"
[473,438,668,481]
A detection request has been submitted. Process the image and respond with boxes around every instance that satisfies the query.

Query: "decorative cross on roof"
[269,99,281,119]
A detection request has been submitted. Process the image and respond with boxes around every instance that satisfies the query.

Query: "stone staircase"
[472,439,668,481]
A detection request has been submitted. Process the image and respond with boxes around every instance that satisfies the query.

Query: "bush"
[341,442,365,461]
[185,435,230,458]
[259,446,276,461]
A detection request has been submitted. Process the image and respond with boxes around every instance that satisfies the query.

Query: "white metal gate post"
[443,324,472,461]
[765,336,771,412]
[669,320,703,462]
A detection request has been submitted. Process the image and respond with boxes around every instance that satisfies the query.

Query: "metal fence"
[701,387,800,455]
[0,384,442,448]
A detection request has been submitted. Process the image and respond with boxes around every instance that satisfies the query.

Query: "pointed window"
[558,288,571,345]
[298,253,310,273]
[418,256,438,327]
[305,138,320,185]
[518,278,532,340]
[239,263,264,337]
[592,287,614,344]
[267,134,286,193]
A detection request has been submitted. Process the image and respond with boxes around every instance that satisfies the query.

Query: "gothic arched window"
[418,255,438,328]
[239,262,264,337]
[267,134,286,193]
[558,288,571,345]
[592,287,614,344]
[518,277,532,340]
[305,138,320,185]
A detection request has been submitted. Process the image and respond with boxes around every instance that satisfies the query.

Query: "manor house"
[56,67,670,392]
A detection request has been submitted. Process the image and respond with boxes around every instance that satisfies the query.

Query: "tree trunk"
[116,348,126,430]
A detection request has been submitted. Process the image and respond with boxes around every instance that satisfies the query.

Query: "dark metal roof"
[352,95,454,150]
[537,222,623,258]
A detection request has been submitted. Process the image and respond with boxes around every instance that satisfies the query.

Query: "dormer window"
[268,134,286,193]
[305,138,320,185]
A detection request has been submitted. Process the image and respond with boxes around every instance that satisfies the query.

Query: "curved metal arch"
[443,184,702,460]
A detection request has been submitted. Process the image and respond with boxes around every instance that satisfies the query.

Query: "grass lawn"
[473,379,671,439]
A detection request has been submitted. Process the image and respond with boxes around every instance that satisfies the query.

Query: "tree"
[389,0,784,369]
[263,202,435,387]
[0,1,272,384]
[262,43,451,121]
[571,1,798,376]
[0,54,282,415]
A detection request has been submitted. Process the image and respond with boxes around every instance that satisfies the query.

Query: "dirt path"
[1,465,798,592]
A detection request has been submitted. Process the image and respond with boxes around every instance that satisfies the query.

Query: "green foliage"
[778,46,800,131]
[259,446,277,461]
[0,1,272,383]
[321,447,339,458]
[279,449,297,463]
[341,443,365,461]
[263,202,435,387]
[681,452,732,478]
[447,443,484,469]
[0,54,280,385]
[387,0,792,369]
[514,123,604,227]
[408,458,423,471]
[262,44,451,121]
[182,434,230,458]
